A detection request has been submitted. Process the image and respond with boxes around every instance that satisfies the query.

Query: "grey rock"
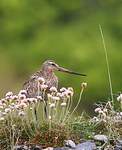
[54,147,72,150]
[94,134,108,143]
[114,140,122,150]
[31,145,42,150]
[64,140,76,149]
[13,145,24,150]
[117,140,122,145]
[75,141,96,150]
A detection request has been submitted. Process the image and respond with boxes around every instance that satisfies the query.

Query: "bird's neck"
[42,68,54,79]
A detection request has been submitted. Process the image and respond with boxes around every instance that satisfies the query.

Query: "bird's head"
[42,60,86,76]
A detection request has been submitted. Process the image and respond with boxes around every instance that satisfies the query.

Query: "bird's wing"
[23,71,42,97]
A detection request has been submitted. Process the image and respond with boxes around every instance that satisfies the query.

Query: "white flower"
[41,84,48,90]
[37,77,45,83]
[6,96,12,100]
[102,112,106,118]
[66,89,74,97]
[2,112,7,116]
[49,115,51,120]
[60,87,67,92]
[103,108,108,113]
[81,82,87,88]
[36,96,42,100]
[19,102,27,108]
[12,95,18,100]
[52,96,60,101]
[18,94,26,100]
[61,102,67,107]
[50,103,56,108]
[57,92,62,97]
[28,98,37,103]
[47,94,52,99]
[68,87,74,92]
[18,111,25,116]
[95,107,101,113]
[62,91,70,99]
[91,116,99,122]
[5,92,13,97]
[5,108,11,113]
[0,117,5,121]
[117,94,122,101]
[0,105,4,109]
[99,110,104,114]
[120,112,122,116]
[50,87,57,93]
[14,105,20,109]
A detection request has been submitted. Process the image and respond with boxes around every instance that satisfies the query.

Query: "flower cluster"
[0,90,42,121]
[0,83,74,122]
[92,98,122,124]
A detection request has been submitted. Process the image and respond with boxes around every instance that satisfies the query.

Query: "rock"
[43,147,53,150]
[13,145,21,150]
[114,139,122,150]
[31,145,42,150]
[13,145,42,150]
[94,134,108,143]
[13,145,26,150]
[54,147,71,150]
[64,140,76,149]
[75,141,96,150]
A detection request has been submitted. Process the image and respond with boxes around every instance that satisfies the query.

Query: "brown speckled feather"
[23,70,58,98]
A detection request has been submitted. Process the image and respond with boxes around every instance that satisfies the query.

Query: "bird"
[23,60,86,98]
[23,60,86,119]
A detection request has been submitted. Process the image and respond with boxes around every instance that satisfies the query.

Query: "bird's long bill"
[58,66,86,76]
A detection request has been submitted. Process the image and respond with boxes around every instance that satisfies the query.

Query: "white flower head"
[2,112,7,116]
[18,94,26,100]
[41,84,48,90]
[52,96,60,101]
[95,107,102,113]
[103,108,108,113]
[50,103,56,108]
[50,86,57,93]
[61,102,67,107]
[0,117,5,121]
[49,115,51,120]
[91,116,99,123]
[60,87,67,92]
[12,95,18,100]
[0,105,4,109]
[5,92,13,97]
[62,91,70,99]
[5,108,11,113]
[81,82,87,89]
[99,110,104,114]
[120,112,122,116]
[117,94,122,102]
[66,89,74,97]
[28,98,36,103]
[19,102,27,108]
[6,96,12,101]
[47,94,52,99]
[36,96,42,101]
[18,111,25,116]
[37,77,45,83]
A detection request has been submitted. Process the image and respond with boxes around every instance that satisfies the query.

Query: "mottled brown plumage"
[23,60,86,98]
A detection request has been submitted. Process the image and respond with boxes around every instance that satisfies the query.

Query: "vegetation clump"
[0,80,122,149]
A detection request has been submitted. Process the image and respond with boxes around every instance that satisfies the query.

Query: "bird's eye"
[51,63,55,66]
[48,62,55,66]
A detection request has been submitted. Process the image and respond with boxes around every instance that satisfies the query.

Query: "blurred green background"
[0,0,122,113]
